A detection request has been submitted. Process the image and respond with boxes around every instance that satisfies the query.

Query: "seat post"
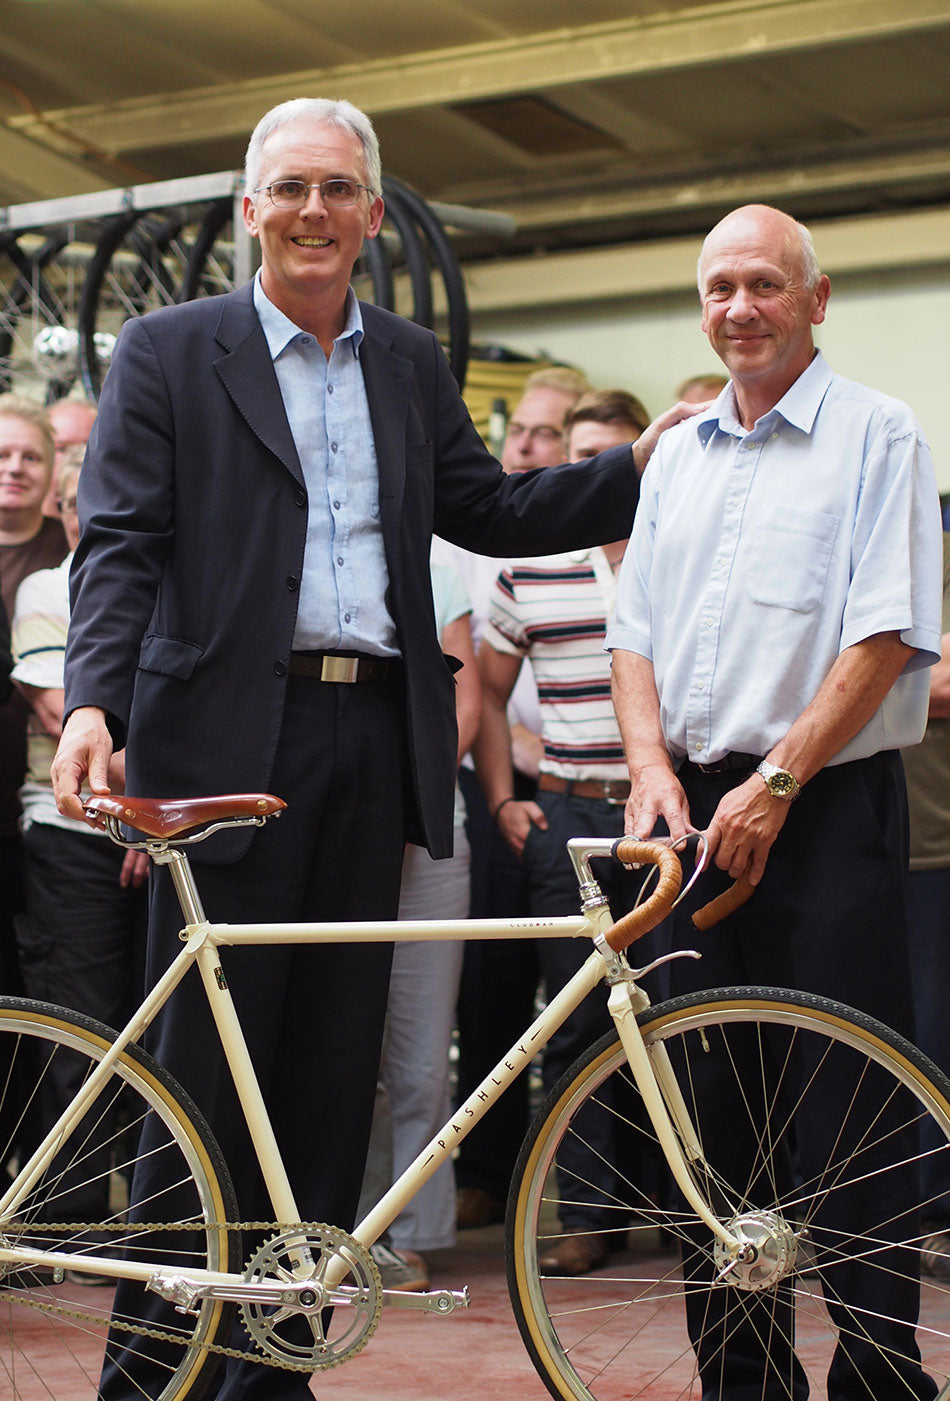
[153,845,208,928]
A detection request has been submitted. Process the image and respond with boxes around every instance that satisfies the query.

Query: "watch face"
[768,771,797,796]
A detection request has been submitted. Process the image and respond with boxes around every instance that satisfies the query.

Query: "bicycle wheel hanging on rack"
[0,995,240,1401]
[78,205,238,400]
[381,175,470,390]
[508,986,950,1401]
[0,232,74,399]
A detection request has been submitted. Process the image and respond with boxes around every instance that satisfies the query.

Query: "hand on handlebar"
[704,773,790,887]
[623,764,693,844]
[51,706,114,822]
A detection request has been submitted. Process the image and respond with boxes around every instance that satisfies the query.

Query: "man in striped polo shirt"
[473,387,656,1277]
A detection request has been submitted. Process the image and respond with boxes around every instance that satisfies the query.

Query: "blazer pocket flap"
[138,634,204,680]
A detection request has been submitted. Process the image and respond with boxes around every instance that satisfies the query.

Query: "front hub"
[713,1210,799,1291]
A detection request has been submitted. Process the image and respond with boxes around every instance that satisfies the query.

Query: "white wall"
[468,262,950,489]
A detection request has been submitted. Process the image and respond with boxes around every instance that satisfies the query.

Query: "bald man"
[608,204,942,1399]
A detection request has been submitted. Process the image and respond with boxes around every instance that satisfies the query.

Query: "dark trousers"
[16,821,147,1216]
[454,764,539,1197]
[523,788,664,1228]
[907,865,950,1227]
[102,674,410,1401]
[669,751,935,1401]
[0,833,25,1182]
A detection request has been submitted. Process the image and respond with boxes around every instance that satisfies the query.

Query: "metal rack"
[0,171,507,400]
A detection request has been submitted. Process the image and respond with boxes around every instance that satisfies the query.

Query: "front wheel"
[507,987,950,1401]
[0,996,240,1401]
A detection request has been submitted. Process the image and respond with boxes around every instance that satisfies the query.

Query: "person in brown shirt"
[0,395,67,1000]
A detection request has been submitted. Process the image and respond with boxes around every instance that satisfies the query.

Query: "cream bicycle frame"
[0,833,742,1297]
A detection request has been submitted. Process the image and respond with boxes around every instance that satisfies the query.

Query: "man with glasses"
[43,396,97,518]
[445,364,591,1230]
[52,98,696,1401]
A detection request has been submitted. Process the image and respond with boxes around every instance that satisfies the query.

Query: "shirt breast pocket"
[744,507,839,613]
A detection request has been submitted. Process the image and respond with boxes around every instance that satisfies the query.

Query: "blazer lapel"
[359,313,412,551]
[212,285,304,485]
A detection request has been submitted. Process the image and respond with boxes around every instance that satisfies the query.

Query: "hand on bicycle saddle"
[51,704,115,822]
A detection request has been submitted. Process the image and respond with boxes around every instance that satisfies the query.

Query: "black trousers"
[102,673,410,1401]
[523,787,665,1228]
[669,751,935,1401]
[17,822,147,1217]
[454,764,539,1198]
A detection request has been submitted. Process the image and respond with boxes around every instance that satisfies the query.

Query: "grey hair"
[697,207,822,294]
[244,98,382,198]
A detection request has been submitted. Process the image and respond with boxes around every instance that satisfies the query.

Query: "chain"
[2,1220,343,1373]
[15,1218,307,1233]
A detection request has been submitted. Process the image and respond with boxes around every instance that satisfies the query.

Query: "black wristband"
[493,796,516,821]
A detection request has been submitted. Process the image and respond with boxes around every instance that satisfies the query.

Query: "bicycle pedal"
[381,1285,469,1314]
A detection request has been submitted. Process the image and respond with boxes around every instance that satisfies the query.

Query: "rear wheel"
[508,987,950,1400]
[0,996,239,1401]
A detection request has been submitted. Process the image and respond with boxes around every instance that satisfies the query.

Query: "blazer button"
[286,575,299,591]
[274,660,287,677]
[294,490,306,508]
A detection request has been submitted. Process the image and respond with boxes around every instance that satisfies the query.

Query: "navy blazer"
[65,282,639,861]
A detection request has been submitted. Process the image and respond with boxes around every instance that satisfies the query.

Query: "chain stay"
[0,1220,339,1373]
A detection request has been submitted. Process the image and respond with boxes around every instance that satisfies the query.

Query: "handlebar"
[602,838,754,952]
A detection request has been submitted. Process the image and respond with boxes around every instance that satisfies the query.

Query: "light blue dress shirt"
[606,352,942,766]
[253,274,399,655]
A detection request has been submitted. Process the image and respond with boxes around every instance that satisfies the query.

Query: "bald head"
[696,204,831,423]
[698,205,820,294]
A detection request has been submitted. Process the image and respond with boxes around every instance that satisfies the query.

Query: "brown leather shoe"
[456,1187,505,1230]
[538,1228,610,1276]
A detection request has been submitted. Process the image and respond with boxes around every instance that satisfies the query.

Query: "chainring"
[240,1224,381,1369]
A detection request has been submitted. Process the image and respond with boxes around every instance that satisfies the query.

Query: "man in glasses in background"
[51,97,697,1401]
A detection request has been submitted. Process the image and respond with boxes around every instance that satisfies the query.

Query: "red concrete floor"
[6,1222,950,1399]
[315,1222,550,1401]
[1,1222,548,1401]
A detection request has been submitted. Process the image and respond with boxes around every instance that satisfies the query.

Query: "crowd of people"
[0,93,945,1401]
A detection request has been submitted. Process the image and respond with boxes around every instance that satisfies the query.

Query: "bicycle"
[2,790,950,1400]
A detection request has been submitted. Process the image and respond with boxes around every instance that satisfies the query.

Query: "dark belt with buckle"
[689,751,762,775]
[538,772,630,804]
[289,651,394,683]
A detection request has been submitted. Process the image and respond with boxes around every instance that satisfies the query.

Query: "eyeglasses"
[57,496,78,514]
[505,422,564,444]
[254,179,373,210]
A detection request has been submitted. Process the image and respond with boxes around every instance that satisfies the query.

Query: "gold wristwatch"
[755,759,800,800]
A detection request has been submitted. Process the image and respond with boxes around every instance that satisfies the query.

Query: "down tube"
[352,949,606,1250]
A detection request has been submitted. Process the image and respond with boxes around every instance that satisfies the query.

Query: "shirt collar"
[696,350,833,446]
[252,272,364,359]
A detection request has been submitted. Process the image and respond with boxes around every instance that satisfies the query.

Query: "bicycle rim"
[0,996,239,1401]
[508,987,950,1401]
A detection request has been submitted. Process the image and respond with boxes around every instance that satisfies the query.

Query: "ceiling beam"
[6,0,950,158]
[459,205,950,313]
[461,142,950,234]
[0,126,113,206]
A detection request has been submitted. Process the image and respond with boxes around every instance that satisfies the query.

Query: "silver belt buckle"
[604,783,626,806]
[320,655,359,684]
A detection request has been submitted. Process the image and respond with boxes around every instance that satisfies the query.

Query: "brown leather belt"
[538,772,630,805]
[289,651,394,683]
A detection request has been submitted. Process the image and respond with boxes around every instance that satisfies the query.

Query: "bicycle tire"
[0,995,240,1401]
[507,986,950,1401]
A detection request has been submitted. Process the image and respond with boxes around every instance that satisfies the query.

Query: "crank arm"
[148,1272,342,1315]
[381,1286,470,1314]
